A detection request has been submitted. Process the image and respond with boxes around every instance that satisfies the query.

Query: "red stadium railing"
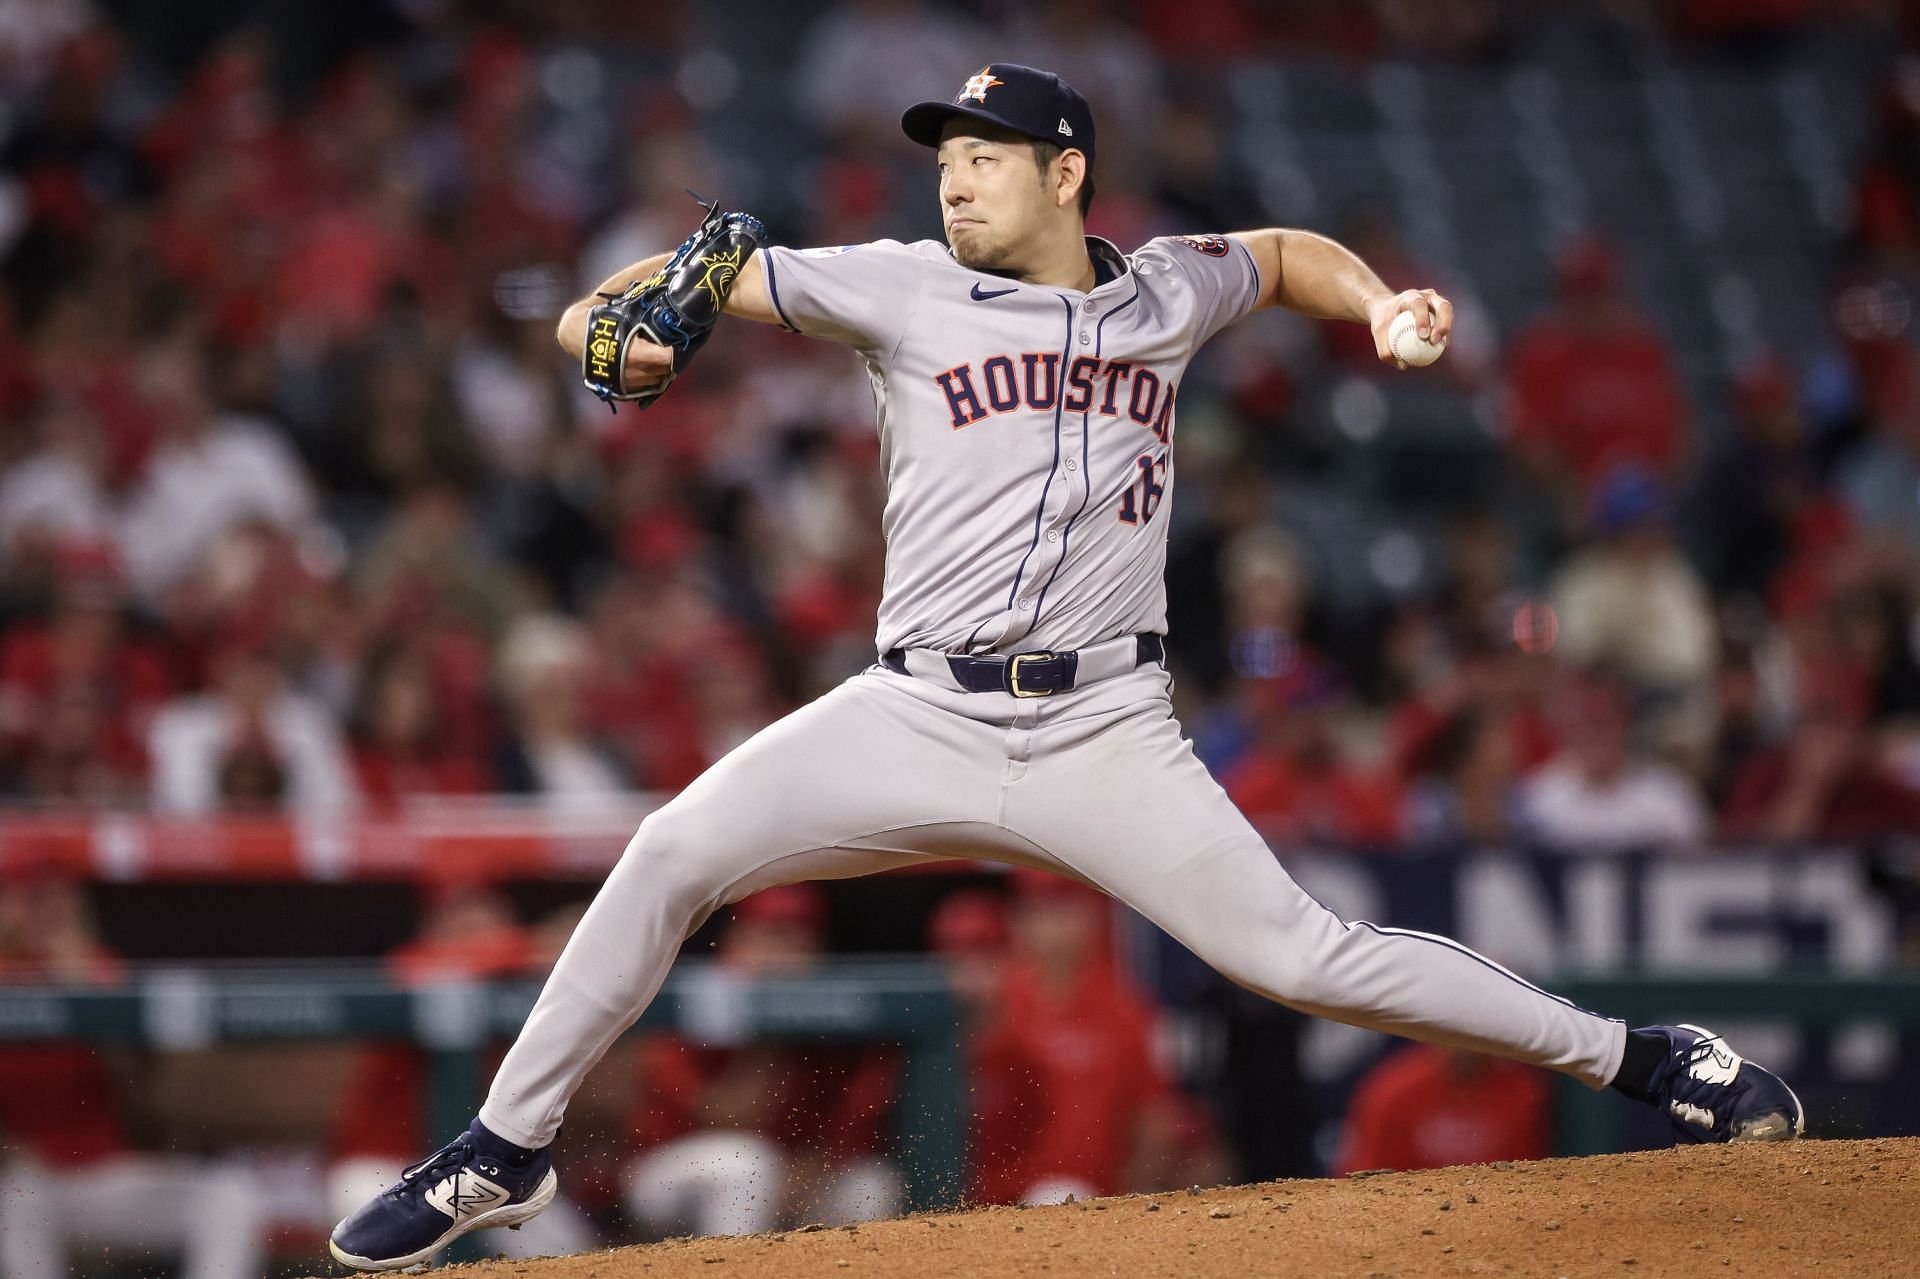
[0,802,666,881]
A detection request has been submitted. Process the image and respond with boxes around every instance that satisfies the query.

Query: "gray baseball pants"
[479,663,1625,1149]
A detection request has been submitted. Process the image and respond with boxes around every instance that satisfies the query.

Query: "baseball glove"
[581,198,767,410]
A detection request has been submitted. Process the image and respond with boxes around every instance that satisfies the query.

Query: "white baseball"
[1387,309,1447,367]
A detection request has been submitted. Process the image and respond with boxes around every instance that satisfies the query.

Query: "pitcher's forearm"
[555,252,673,359]
[1240,227,1392,321]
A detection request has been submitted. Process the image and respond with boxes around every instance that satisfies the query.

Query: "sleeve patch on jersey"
[1171,234,1230,257]
[798,245,857,258]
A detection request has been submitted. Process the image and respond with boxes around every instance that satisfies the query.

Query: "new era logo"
[1057,119,1073,136]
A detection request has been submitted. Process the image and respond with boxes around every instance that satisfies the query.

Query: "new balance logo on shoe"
[423,1171,511,1221]
[1681,1029,1741,1087]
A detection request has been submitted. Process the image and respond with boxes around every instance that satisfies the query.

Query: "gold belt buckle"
[1007,651,1057,698]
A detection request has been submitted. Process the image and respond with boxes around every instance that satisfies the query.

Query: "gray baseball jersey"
[758,233,1259,655]
[474,230,1632,1159]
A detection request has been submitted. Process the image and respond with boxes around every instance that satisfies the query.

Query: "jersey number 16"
[1117,453,1167,525]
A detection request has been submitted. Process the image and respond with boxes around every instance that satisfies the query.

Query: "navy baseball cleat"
[1639,1023,1805,1144]
[328,1119,556,1271]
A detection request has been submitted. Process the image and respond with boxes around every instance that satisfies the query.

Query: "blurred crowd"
[5,0,1920,856]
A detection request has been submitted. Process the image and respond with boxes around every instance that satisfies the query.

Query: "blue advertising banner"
[1278,848,1898,978]
[1133,847,1917,1164]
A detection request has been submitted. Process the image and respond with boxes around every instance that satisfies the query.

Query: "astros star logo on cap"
[957,68,1003,104]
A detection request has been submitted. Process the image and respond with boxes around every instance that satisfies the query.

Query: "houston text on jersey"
[933,354,1176,438]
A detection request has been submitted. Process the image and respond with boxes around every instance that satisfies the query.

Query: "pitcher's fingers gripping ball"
[1366,285,1449,369]
[1388,309,1448,367]
[582,199,767,410]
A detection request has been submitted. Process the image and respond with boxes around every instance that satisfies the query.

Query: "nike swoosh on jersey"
[969,284,1018,301]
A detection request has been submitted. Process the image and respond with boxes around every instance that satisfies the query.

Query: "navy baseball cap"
[902,64,1096,169]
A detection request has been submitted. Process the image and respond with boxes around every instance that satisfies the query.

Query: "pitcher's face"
[936,126,1056,273]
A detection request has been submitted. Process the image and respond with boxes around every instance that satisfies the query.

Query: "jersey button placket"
[1039,350,1092,621]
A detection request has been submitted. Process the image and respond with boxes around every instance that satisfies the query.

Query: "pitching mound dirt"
[336,1136,1916,1278]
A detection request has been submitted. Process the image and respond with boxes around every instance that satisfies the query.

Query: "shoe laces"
[390,1135,476,1202]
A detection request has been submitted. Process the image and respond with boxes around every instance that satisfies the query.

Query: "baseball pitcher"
[330,64,1803,1272]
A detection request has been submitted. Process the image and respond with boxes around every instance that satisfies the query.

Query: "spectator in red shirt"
[931,889,1224,1197]
[0,867,267,1279]
[622,885,900,1237]
[0,562,170,803]
[1333,1044,1551,1175]
[1506,234,1689,504]
[582,576,710,792]
[931,885,1249,1199]
[347,638,494,809]
[1222,661,1404,849]
[968,873,1189,1205]
[927,889,1010,1023]
[1720,659,1920,844]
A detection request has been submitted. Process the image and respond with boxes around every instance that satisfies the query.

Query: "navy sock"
[1608,1029,1668,1102]
[470,1119,542,1168]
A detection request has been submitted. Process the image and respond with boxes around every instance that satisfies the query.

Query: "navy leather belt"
[882,634,1165,698]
